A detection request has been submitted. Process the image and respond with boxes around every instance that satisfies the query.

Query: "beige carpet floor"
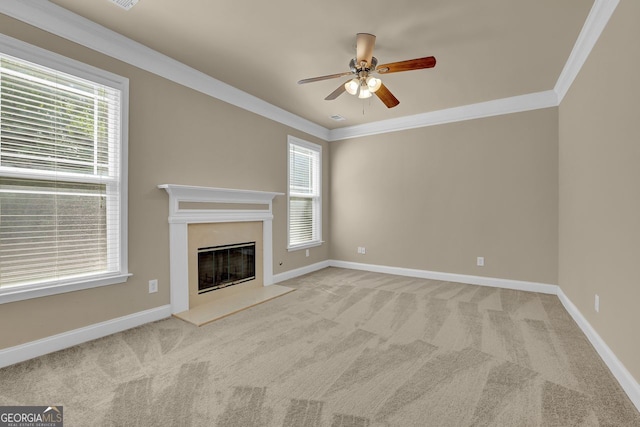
[1,267,639,426]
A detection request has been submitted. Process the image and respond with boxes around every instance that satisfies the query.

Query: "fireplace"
[187,221,262,308]
[198,242,256,293]
[158,184,283,314]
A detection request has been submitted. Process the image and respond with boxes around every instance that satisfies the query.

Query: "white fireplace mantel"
[159,184,283,314]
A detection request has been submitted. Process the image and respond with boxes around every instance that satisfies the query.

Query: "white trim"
[320,261,639,410]
[286,240,324,252]
[554,0,620,102]
[272,260,330,284]
[287,136,323,250]
[0,32,130,304]
[328,260,558,294]
[158,184,282,222]
[321,259,640,413]
[0,0,329,141]
[0,32,127,89]
[0,0,615,142]
[0,273,131,304]
[327,91,559,141]
[0,305,171,369]
[159,184,283,206]
[158,185,283,313]
[119,77,130,277]
[557,288,640,413]
[3,259,638,414]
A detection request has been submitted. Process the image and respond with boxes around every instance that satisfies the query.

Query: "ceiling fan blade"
[375,83,400,108]
[298,71,353,84]
[376,56,436,74]
[325,81,349,100]
[356,33,376,67]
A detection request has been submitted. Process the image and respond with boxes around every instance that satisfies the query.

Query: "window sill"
[287,241,324,252]
[0,273,132,305]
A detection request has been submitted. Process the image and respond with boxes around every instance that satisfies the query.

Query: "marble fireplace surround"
[159,184,283,314]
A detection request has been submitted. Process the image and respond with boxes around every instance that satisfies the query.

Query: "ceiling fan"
[297,33,436,108]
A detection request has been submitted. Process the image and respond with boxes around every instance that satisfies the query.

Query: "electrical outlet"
[595,294,599,313]
[305,249,309,257]
[361,247,366,254]
[477,257,484,267]
[357,246,366,254]
[148,279,158,294]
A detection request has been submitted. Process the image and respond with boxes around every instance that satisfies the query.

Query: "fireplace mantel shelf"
[158,184,283,205]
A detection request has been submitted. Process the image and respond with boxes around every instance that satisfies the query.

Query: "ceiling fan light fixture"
[358,85,372,99]
[366,76,382,92]
[345,79,359,95]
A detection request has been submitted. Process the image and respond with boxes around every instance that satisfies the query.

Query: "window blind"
[288,139,321,248]
[0,53,122,290]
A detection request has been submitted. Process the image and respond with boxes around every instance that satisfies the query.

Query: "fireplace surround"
[159,184,283,314]
[187,220,263,309]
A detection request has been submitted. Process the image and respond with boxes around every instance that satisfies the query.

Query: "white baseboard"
[329,260,640,413]
[3,261,638,414]
[0,304,172,369]
[328,260,558,294]
[271,260,330,284]
[557,288,640,412]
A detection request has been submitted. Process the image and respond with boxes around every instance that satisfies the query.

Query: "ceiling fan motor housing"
[350,57,377,73]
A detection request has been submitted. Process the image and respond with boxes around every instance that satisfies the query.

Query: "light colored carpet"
[1,267,639,426]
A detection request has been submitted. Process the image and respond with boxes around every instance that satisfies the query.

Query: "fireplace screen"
[197,242,256,293]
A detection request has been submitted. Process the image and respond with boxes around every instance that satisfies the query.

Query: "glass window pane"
[0,178,109,288]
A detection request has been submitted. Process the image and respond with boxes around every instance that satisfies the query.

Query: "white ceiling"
[46,0,594,130]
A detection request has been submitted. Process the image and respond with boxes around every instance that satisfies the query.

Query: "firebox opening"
[197,242,256,294]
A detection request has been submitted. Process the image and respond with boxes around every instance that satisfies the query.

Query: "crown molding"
[328,0,620,141]
[0,0,330,141]
[554,0,620,103]
[0,0,618,142]
[328,90,559,141]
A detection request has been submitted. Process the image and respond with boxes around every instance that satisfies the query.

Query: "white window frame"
[287,135,322,251]
[0,34,130,304]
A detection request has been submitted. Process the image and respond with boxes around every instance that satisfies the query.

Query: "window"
[288,136,321,250]
[0,35,129,303]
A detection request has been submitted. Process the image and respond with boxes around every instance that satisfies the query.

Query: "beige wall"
[559,0,640,383]
[0,15,329,349]
[330,109,559,285]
